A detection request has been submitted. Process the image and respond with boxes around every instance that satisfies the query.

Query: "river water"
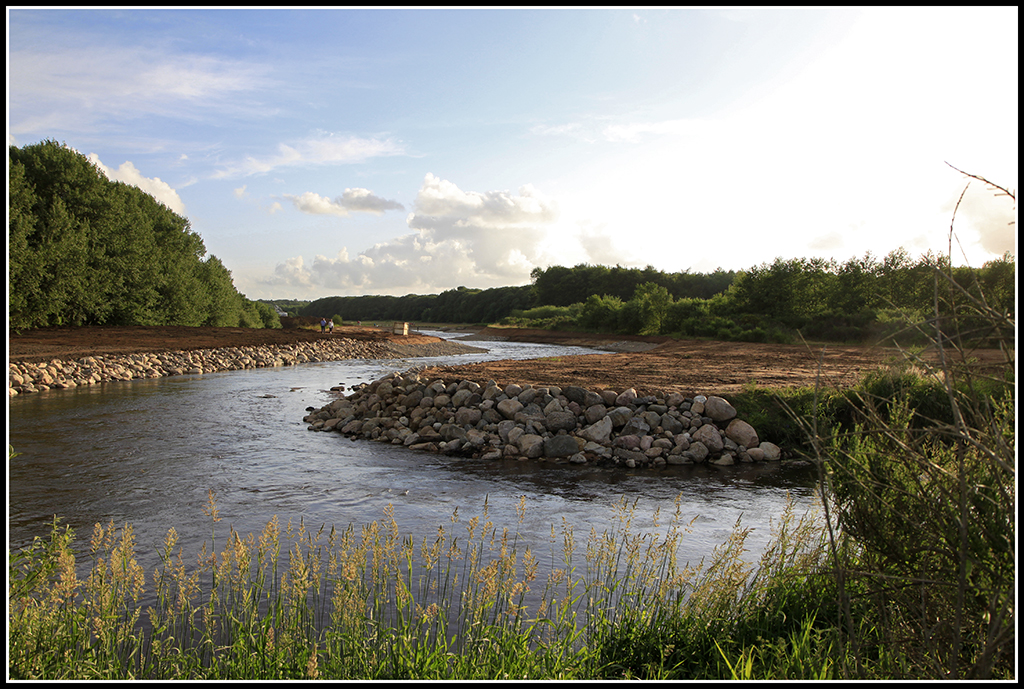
[8,332,820,598]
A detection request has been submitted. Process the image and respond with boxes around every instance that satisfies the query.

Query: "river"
[8,331,820,599]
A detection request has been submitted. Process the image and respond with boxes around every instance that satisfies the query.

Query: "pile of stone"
[8,338,483,396]
[305,368,782,468]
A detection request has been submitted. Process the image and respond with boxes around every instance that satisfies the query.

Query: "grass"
[10,486,843,680]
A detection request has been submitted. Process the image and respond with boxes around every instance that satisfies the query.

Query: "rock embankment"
[305,368,782,468]
[8,338,485,396]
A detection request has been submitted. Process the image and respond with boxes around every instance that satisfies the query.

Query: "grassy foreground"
[9,490,841,680]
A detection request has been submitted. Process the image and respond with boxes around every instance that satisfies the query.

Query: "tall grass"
[9,485,839,680]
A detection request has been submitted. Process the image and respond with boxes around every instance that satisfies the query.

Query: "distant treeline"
[543,252,1016,344]
[298,264,735,325]
[301,285,535,325]
[301,252,1014,345]
[9,141,280,331]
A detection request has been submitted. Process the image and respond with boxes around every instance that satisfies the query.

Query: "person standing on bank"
[320,317,327,333]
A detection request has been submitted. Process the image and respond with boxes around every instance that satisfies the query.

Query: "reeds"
[9,485,836,680]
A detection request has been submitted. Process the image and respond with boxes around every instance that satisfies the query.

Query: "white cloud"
[338,188,406,214]
[9,47,270,136]
[284,188,404,216]
[214,134,405,179]
[262,174,563,295]
[87,153,186,214]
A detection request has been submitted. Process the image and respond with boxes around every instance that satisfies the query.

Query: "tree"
[9,140,274,330]
[631,282,673,335]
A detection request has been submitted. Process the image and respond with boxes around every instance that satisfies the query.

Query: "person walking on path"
[320,317,327,333]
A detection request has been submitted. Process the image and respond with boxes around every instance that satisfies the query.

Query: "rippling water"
[8,332,819,589]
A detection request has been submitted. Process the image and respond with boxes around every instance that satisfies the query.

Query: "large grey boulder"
[497,398,524,419]
[579,416,613,444]
[704,396,737,422]
[725,419,759,448]
[607,406,633,427]
[455,407,482,426]
[517,433,545,458]
[546,410,577,432]
[692,424,724,453]
[544,434,580,458]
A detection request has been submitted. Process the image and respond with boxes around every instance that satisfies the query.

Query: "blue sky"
[8,7,1018,300]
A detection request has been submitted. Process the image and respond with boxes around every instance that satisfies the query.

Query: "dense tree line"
[298,250,1014,345]
[298,265,734,326]
[300,285,534,325]
[506,250,1015,345]
[9,141,279,331]
[530,263,736,306]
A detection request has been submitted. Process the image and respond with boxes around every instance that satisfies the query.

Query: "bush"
[802,241,1015,677]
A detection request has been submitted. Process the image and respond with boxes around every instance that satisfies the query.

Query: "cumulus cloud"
[262,174,561,295]
[214,133,405,179]
[87,153,186,214]
[284,188,404,216]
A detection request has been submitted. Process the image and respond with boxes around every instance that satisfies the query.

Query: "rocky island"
[305,368,782,469]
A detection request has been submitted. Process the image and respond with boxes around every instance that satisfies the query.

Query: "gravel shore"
[8,338,487,396]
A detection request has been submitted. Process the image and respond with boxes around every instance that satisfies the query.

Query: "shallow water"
[8,332,819,593]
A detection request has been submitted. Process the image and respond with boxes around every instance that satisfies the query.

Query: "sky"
[7,7,1018,301]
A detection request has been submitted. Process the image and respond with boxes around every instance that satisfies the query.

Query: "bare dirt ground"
[9,322,1003,395]
[427,328,897,396]
[7,318,441,364]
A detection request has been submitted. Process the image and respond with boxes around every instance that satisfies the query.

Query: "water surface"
[8,333,819,586]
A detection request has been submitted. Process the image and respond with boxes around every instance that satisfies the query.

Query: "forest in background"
[8,141,280,331]
[300,252,1014,346]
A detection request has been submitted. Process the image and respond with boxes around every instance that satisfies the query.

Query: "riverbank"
[8,334,486,396]
[11,323,991,398]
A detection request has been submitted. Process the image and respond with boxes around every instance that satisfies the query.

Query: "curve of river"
[8,331,820,598]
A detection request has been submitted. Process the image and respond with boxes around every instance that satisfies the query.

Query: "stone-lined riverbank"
[8,338,486,396]
[305,368,783,468]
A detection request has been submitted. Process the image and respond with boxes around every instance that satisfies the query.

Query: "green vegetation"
[9,140,279,331]
[302,284,535,327]
[8,488,841,680]
[515,251,1015,345]
[297,252,1014,346]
